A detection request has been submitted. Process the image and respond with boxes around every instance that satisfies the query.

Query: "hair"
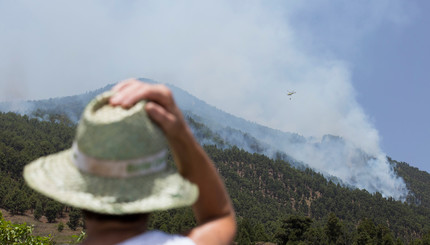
[82,210,150,223]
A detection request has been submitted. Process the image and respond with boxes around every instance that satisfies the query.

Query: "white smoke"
[0,0,413,199]
[285,135,408,200]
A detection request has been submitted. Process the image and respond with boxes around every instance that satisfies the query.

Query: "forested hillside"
[393,158,430,209]
[0,112,75,215]
[1,112,430,244]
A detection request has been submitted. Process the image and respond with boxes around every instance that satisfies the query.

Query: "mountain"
[0,78,305,166]
[1,109,430,244]
[0,77,430,243]
[0,84,112,123]
[0,78,416,200]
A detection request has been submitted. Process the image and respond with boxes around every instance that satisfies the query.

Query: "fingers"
[145,101,177,133]
[110,79,144,107]
[140,84,175,111]
[109,79,175,111]
[109,79,186,139]
[110,81,148,108]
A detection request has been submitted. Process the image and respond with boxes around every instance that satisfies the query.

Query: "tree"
[325,212,344,244]
[354,232,371,245]
[275,215,313,245]
[304,226,325,245]
[2,186,29,215]
[354,218,377,245]
[67,208,81,231]
[253,222,269,242]
[376,224,395,245]
[395,238,405,245]
[34,201,43,221]
[382,233,395,245]
[236,225,252,245]
[423,232,430,245]
[57,222,64,232]
[44,201,58,223]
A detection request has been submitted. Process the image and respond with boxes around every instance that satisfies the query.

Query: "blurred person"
[24,79,236,245]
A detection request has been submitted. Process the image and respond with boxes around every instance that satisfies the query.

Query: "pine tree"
[275,215,313,244]
[67,208,81,231]
[325,212,343,244]
[34,201,43,221]
[44,201,58,223]
[236,225,252,245]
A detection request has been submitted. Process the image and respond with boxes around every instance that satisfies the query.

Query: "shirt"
[116,230,196,245]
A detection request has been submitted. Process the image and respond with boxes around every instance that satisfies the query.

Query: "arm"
[110,79,236,245]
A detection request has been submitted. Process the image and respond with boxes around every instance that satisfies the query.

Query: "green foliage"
[351,218,396,245]
[236,226,252,245]
[391,158,430,209]
[275,215,313,244]
[325,213,345,244]
[148,207,196,234]
[185,115,227,148]
[235,218,269,244]
[57,222,64,232]
[67,208,81,231]
[0,211,53,244]
[44,201,59,223]
[203,144,430,243]
[0,112,75,177]
[422,232,430,245]
[0,112,75,221]
[2,186,29,215]
[34,202,43,221]
[2,111,430,243]
[69,231,86,244]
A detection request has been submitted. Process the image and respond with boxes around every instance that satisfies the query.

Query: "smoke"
[286,135,408,200]
[0,0,412,199]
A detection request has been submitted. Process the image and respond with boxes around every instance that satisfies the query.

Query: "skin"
[82,79,236,245]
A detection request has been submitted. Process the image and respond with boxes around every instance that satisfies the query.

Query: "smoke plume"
[0,0,412,199]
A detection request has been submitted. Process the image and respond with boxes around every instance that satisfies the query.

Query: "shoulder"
[117,230,196,245]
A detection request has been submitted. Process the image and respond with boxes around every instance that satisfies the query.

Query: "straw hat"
[23,92,198,214]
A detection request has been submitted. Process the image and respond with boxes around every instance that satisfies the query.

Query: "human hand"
[110,80,236,245]
[109,78,189,142]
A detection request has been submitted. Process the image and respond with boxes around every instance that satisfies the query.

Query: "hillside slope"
[0,79,412,198]
[1,112,430,243]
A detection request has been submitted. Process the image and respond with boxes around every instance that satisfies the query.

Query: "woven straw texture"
[24,150,198,214]
[76,92,167,160]
[23,92,198,214]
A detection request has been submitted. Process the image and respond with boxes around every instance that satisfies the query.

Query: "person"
[23,79,236,245]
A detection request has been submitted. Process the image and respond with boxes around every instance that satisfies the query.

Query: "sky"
[0,1,428,175]
[352,5,430,173]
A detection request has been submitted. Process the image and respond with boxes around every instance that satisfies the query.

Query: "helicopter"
[287,91,296,96]
[287,91,296,100]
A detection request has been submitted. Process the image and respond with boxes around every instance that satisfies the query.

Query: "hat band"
[71,142,168,178]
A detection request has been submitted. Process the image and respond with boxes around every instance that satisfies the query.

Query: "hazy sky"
[0,0,428,173]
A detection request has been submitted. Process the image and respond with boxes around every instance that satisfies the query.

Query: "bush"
[34,202,43,221]
[67,208,81,231]
[57,222,64,232]
[0,211,53,244]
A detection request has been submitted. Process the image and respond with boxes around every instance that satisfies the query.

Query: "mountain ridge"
[0,78,424,200]
[1,94,430,243]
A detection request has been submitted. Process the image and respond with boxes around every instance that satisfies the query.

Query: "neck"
[81,218,148,245]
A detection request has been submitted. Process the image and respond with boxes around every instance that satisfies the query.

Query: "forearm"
[170,126,236,244]
[169,125,234,224]
[109,79,236,243]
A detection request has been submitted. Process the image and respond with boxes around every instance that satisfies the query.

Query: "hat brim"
[24,150,199,215]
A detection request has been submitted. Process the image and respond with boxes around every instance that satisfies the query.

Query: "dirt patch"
[1,208,83,244]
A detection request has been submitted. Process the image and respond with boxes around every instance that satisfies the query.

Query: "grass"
[1,208,83,244]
